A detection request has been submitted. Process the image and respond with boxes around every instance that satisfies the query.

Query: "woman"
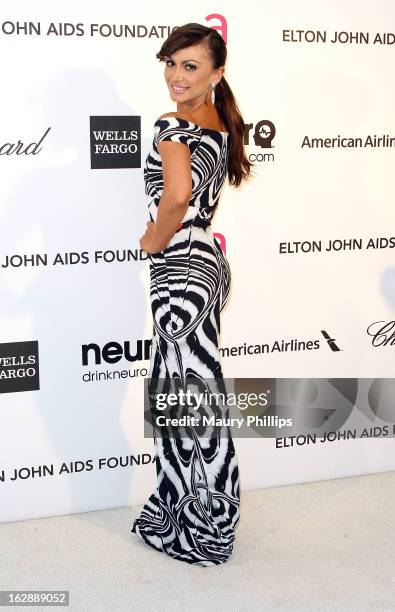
[131,22,254,566]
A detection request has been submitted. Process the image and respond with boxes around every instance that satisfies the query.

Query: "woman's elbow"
[163,189,191,209]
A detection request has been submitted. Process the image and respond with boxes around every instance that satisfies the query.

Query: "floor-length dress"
[131,115,240,566]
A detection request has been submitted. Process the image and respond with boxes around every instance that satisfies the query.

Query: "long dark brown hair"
[156,23,255,187]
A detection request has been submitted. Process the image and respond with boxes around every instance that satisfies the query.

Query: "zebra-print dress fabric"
[131,116,240,567]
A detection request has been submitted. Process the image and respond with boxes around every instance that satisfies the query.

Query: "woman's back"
[144,115,229,226]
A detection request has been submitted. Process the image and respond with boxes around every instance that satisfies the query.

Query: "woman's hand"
[139,221,164,254]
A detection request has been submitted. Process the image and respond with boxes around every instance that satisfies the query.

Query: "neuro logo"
[321,330,341,352]
[252,120,276,148]
[90,115,141,169]
[82,339,152,365]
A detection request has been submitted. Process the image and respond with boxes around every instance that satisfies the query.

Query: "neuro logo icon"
[321,330,341,352]
[253,120,276,148]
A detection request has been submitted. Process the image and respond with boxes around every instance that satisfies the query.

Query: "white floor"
[1,471,394,612]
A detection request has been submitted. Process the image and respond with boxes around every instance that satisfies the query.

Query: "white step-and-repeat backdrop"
[1,1,394,523]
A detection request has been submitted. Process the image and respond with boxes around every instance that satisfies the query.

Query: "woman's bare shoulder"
[157,112,193,122]
[156,112,226,132]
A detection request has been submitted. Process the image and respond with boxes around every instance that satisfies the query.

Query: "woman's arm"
[140,140,192,253]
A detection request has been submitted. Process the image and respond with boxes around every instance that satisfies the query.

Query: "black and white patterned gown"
[131,116,240,567]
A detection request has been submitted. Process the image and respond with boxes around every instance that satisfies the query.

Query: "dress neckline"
[159,115,229,135]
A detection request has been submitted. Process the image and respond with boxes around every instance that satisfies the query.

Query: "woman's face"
[163,43,224,105]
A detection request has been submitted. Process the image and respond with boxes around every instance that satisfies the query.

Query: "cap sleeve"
[154,116,201,155]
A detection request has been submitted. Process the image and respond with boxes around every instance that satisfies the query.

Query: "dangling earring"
[211,83,216,105]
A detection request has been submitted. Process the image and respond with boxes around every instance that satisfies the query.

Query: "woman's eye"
[165,60,196,70]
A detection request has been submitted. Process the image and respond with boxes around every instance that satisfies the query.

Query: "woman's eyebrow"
[166,56,201,64]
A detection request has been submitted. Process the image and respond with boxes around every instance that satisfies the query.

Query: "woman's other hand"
[139,221,163,254]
